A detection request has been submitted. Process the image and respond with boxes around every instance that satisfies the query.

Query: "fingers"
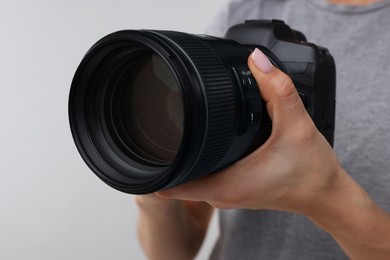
[156,174,218,202]
[156,166,245,208]
[248,48,312,133]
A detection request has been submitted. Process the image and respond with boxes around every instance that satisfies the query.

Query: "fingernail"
[251,48,273,74]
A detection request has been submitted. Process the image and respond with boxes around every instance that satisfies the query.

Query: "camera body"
[229,20,335,142]
[69,20,336,194]
[227,20,335,144]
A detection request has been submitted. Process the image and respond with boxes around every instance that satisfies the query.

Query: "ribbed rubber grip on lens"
[158,31,237,179]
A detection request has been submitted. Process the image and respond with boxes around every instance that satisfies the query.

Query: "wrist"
[307,169,390,258]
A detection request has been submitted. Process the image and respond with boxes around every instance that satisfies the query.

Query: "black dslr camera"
[69,20,336,194]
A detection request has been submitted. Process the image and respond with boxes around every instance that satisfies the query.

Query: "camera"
[69,20,336,194]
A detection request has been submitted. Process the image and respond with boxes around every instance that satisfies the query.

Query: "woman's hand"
[156,48,343,215]
[156,48,390,260]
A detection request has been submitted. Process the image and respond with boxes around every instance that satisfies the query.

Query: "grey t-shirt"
[206,0,390,259]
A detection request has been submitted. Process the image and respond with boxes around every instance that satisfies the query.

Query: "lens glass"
[117,54,184,164]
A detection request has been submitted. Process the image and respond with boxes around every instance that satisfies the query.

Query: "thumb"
[248,48,311,132]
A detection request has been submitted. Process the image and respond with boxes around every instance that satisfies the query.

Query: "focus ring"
[157,31,237,181]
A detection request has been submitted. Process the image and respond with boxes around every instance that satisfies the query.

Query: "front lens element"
[118,54,184,164]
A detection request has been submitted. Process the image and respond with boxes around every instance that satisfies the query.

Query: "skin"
[136,195,213,259]
[135,1,390,259]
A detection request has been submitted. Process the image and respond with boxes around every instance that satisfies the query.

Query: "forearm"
[136,197,212,260]
[308,170,390,259]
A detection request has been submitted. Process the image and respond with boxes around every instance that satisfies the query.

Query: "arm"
[135,194,213,260]
[156,48,390,259]
[308,170,390,259]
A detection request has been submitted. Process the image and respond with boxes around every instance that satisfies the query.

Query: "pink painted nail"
[251,48,273,74]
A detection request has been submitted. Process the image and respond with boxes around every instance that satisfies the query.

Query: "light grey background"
[0,0,230,259]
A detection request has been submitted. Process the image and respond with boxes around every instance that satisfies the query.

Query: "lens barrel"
[69,30,271,194]
[69,21,336,194]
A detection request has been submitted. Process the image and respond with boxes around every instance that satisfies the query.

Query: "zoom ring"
[158,31,237,181]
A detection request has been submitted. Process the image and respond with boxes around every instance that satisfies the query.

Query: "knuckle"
[277,76,296,98]
[272,74,301,108]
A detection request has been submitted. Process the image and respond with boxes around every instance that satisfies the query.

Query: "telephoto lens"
[69,20,336,194]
